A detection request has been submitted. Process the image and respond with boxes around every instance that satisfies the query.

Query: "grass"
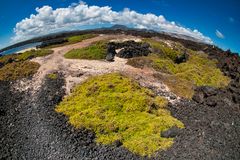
[68,34,97,43]
[56,73,184,156]
[0,61,40,81]
[0,49,49,80]
[44,34,98,48]
[127,39,230,99]
[144,38,182,61]
[0,49,53,66]
[64,40,108,60]
[17,49,53,61]
[47,73,58,79]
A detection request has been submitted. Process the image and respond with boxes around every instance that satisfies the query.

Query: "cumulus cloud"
[12,2,212,44]
[216,30,224,39]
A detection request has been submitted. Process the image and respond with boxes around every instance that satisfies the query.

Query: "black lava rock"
[106,41,151,60]
[175,52,189,64]
[106,43,116,61]
[161,126,182,138]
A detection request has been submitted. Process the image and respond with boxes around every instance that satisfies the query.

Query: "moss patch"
[17,49,53,61]
[144,39,182,61]
[56,73,184,156]
[47,73,58,80]
[64,40,107,60]
[0,61,40,81]
[127,40,230,99]
[0,49,53,66]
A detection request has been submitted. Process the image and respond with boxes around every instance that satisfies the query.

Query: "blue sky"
[0,0,239,53]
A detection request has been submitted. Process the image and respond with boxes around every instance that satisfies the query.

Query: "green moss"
[17,49,53,61]
[0,61,40,81]
[0,49,53,66]
[47,73,58,79]
[64,40,107,60]
[127,40,230,99]
[0,54,18,65]
[144,38,182,61]
[56,73,184,156]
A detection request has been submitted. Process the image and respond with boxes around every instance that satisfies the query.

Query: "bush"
[64,41,107,60]
[56,73,184,156]
[0,61,40,81]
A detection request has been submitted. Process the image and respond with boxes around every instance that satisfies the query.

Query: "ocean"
[0,42,42,55]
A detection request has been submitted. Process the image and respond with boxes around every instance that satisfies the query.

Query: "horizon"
[0,0,239,53]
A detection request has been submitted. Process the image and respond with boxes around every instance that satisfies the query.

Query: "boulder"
[107,41,151,59]
[106,44,116,61]
[175,52,189,64]
[0,62,3,68]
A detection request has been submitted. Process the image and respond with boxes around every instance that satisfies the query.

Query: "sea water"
[0,42,42,55]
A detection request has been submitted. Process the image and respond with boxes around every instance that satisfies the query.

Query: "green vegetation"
[144,39,182,61]
[0,61,40,81]
[127,39,230,99]
[17,49,53,61]
[0,49,53,65]
[0,49,50,81]
[64,40,107,60]
[56,73,184,156]
[44,34,97,48]
[68,34,97,43]
[47,73,58,80]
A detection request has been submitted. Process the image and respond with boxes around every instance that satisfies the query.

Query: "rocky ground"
[0,33,239,160]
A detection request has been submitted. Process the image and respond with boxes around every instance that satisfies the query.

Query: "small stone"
[112,140,122,147]
[161,126,182,138]
[192,91,204,103]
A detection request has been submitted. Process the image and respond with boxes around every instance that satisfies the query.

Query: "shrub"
[56,73,184,156]
[0,61,40,81]
[64,40,107,60]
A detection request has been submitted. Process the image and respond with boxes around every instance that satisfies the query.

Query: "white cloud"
[216,29,224,39]
[12,2,212,44]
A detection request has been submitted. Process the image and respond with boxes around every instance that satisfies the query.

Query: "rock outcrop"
[106,41,151,61]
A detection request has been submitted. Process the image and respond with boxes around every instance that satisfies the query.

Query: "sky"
[0,0,239,53]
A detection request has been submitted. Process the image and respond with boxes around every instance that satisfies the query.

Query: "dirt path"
[22,34,178,102]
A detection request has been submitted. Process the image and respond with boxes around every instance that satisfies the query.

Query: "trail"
[14,34,179,102]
